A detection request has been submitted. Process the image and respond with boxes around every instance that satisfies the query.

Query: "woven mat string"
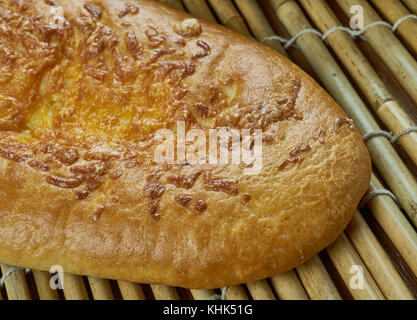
[261,13,417,49]
[221,286,228,300]
[363,130,394,142]
[359,190,402,209]
[392,127,417,142]
[0,266,31,288]
[208,286,228,300]
[363,127,417,143]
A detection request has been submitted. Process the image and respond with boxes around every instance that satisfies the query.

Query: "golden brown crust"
[0,0,371,289]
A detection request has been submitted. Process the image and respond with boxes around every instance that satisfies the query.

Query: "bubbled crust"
[0,0,371,289]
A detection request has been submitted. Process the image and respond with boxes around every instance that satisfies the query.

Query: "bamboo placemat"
[1,0,416,300]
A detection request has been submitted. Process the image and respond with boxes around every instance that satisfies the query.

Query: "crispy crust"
[0,0,371,289]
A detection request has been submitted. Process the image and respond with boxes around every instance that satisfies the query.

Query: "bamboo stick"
[0,265,31,300]
[62,273,89,300]
[151,285,179,300]
[32,270,59,300]
[401,0,417,15]
[370,0,417,55]
[367,173,417,277]
[326,233,384,300]
[157,0,185,11]
[87,276,114,300]
[223,285,249,300]
[271,0,417,228]
[295,256,342,300]
[233,0,287,56]
[269,0,291,13]
[190,289,216,300]
[207,0,251,36]
[117,281,146,300]
[299,0,417,166]
[182,0,217,22]
[335,0,417,106]
[269,271,309,300]
[190,289,218,300]
[245,280,276,300]
[346,212,414,300]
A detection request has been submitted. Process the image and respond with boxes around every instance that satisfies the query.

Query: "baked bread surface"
[0,0,371,289]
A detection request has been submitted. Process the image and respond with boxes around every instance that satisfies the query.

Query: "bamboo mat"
[1,0,417,300]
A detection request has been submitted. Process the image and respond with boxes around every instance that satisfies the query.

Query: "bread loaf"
[0,0,371,289]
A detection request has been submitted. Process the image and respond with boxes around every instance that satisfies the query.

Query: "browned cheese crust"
[0,0,371,289]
